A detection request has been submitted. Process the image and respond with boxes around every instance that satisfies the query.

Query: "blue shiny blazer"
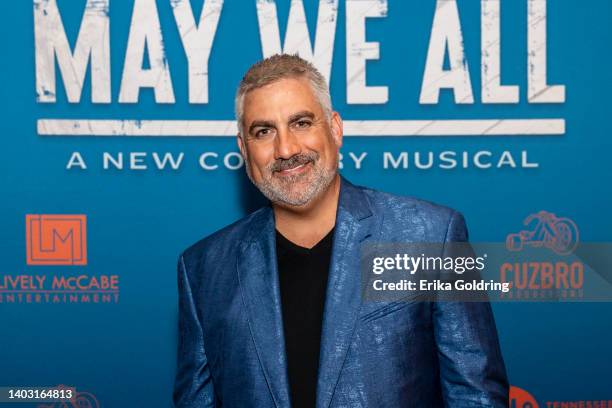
[173,177,509,407]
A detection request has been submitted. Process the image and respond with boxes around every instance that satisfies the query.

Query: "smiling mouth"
[275,161,312,176]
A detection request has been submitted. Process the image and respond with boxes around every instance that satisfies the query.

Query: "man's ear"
[330,111,343,148]
[237,133,247,159]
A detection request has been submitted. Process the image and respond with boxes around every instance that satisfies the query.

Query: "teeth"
[283,163,304,171]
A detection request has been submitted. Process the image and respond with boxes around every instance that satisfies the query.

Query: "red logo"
[26,215,87,265]
[506,211,579,255]
[501,212,584,299]
[510,386,539,408]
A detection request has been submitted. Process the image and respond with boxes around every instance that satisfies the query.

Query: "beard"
[245,151,337,207]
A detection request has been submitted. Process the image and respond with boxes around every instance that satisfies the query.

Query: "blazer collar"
[237,176,378,408]
[239,176,373,245]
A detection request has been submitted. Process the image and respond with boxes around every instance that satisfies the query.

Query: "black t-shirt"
[276,227,334,408]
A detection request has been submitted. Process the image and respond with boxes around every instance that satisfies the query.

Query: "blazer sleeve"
[432,211,509,407]
[173,254,217,408]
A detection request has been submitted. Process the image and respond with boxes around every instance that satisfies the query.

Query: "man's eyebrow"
[288,111,315,123]
[248,120,275,135]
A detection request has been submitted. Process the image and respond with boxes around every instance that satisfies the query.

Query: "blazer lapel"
[316,178,377,408]
[237,207,291,408]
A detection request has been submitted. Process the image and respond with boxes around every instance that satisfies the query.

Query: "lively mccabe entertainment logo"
[500,211,583,300]
[0,215,119,304]
[26,214,87,265]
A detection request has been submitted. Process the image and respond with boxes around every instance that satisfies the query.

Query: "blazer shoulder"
[361,185,458,219]
[179,206,268,270]
[357,185,464,241]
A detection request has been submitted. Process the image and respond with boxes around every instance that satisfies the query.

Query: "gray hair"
[235,54,332,136]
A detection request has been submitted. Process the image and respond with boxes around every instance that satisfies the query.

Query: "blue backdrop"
[1,0,611,406]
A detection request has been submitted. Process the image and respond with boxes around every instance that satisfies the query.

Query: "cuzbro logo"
[26,215,87,265]
[500,211,583,299]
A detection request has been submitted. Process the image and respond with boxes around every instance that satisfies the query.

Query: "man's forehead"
[243,77,323,120]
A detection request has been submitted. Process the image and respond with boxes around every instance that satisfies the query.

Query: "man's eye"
[255,128,271,138]
[294,120,312,129]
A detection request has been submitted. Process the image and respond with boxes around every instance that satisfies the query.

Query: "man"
[173,54,509,407]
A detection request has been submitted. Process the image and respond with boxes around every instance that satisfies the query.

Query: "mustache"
[270,153,318,172]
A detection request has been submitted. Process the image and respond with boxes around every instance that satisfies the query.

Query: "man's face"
[238,77,343,207]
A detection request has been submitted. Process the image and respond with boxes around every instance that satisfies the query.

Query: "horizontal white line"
[37,119,565,137]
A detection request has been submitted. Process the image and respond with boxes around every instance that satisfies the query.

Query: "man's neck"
[273,174,341,249]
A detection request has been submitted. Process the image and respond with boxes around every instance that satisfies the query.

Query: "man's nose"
[274,126,301,159]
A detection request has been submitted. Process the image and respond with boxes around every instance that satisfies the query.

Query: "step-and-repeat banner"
[1,0,611,406]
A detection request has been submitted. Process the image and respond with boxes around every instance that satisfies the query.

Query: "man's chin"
[272,189,313,207]
[270,179,334,208]
[255,167,337,208]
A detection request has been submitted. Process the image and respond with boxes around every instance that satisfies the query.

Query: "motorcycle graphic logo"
[506,211,579,255]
